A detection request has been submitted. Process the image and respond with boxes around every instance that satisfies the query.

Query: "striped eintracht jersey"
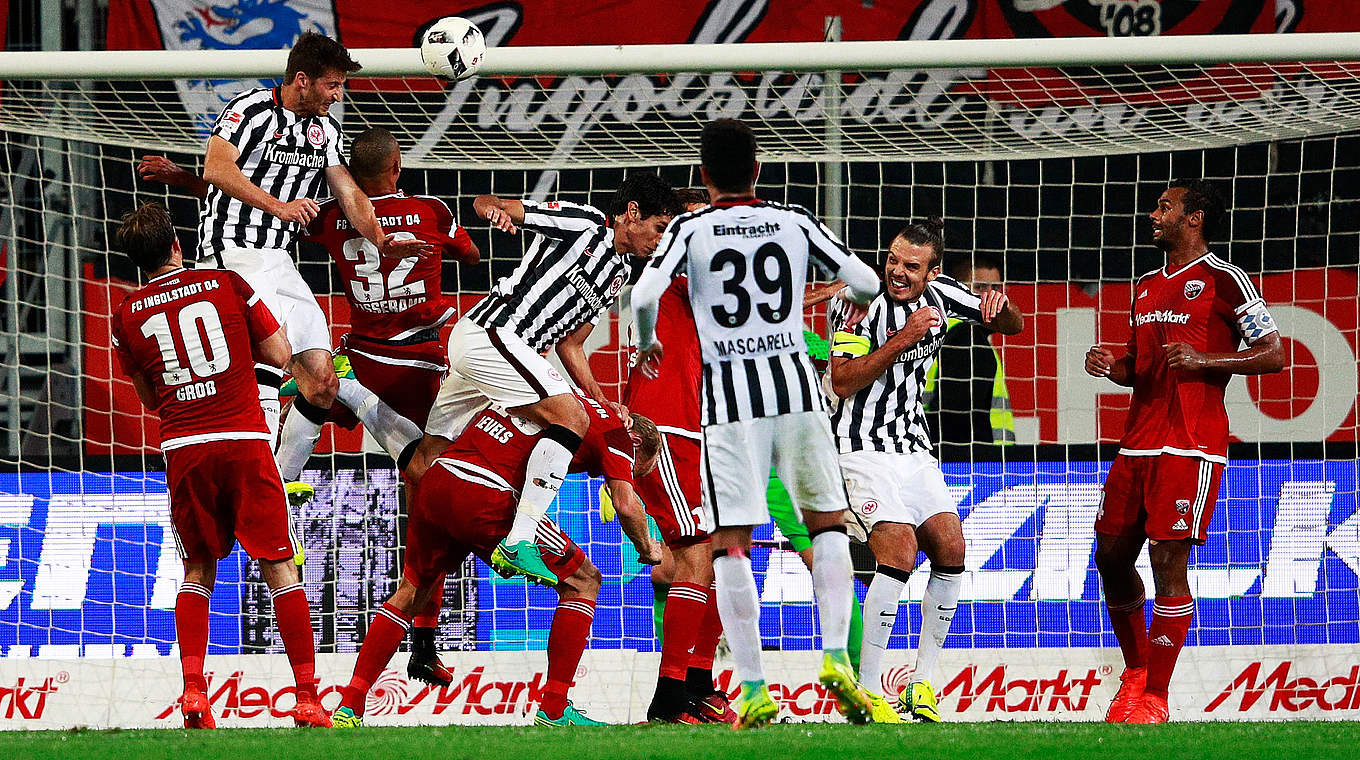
[827,275,984,454]
[464,200,628,353]
[197,87,345,261]
[635,199,879,425]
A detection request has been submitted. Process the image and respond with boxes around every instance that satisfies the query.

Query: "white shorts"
[424,318,574,440]
[839,449,957,542]
[702,411,848,529]
[198,247,330,354]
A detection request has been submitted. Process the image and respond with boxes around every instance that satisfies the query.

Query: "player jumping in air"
[826,219,1023,722]
[108,203,328,728]
[192,32,430,497]
[632,118,881,729]
[405,175,684,588]
[331,394,662,728]
[1086,179,1284,724]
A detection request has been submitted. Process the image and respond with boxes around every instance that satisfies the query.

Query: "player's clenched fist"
[1086,345,1116,377]
[978,289,1009,322]
[1164,341,1208,371]
[898,305,944,345]
[275,198,320,225]
[634,535,664,566]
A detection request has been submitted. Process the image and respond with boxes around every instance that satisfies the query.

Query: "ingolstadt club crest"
[1184,279,1205,300]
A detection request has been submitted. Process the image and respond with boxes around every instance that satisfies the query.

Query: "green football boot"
[818,649,872,725]
[490,539,559,586]
[331,706,363,729]
[732,681,778,730]
[898,680,942,723]
[534,701,606,726]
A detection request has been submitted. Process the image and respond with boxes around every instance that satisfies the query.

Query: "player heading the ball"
[632,118,881,729]
[1086,179,1284,725]
[194,32,431,488]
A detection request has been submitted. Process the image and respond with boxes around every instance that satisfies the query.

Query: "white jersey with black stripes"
[826,275,984,454]
[464,199,629,354]
[633,198,878,426]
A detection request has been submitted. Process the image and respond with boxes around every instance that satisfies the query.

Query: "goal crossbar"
[0,32,1358,79]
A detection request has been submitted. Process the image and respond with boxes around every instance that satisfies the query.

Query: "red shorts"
[164,439,295,563]
[331,334,448,429]
[402,461,586,587]
[636,431,708,549]
[1096,453,1224,545]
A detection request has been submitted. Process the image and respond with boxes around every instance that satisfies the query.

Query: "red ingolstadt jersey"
[111,268,280,451]
[437,392,636,489]
[1119,252,1277,463]
[304,191,477,341]
[623,276,702,434]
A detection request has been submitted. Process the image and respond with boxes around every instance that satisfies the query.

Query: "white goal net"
[0,34,1358,726]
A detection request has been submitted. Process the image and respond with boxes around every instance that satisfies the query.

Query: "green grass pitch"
[2,722,1357,760]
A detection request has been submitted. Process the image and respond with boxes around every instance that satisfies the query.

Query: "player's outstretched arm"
[604,478,663,566]
[834,256,880,305]
[325,166,433,259]
[204,136,318,224]
[556,322,611,407]
[472,195,525,233]
[137,156,209,200]
[1164,331,1285,375]
[803,280,846,310]
[978,288,1024,335]
[828,306,944,398]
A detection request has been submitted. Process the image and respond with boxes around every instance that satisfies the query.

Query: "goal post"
[0,33,1357,727]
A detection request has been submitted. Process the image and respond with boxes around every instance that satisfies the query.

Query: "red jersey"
[304,191,476,341]
[623,276,701,434]
[435,392,636,491]
[1119,253,1277,462]
[111,268,280,451]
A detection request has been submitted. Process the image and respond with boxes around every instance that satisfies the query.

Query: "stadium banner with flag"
[2,644,1359,727]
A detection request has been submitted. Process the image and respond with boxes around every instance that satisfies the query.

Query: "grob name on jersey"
[1135,309,1191,326]
[711,330,798,358]
[262,144,327,169]
[713,221,780,238]
[128,279,218,313]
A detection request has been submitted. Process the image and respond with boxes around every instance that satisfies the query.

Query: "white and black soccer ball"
[419,17,486,81]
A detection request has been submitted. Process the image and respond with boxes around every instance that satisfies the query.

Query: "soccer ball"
[419,17,486,81]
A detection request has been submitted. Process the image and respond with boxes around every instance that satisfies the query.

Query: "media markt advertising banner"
[2,460,1359,725]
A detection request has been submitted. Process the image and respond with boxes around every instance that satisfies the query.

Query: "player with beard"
[1086,180,1283,724]
[825,218,1023,722]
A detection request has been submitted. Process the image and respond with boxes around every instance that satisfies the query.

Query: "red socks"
[341,603,412,717]
[1146,595,1194,698]
[1106,595,1148,669]
[176,582,212,693]
[270,583,318,696]
[413,574,444,629]
[541,597,596,719]
[689,583,723,672]
[659,583,708,680]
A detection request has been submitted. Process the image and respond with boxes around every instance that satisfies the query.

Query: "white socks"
[256,364,283,449]
[276,396,326,481]
[336,378,421,460]
[810,528,853,652]
[504,426,582,544]
[860,566,910,697]
[713,551,765,684]
[915,565,963,685]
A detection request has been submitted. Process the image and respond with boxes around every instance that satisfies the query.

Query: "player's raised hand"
[979,289,1010,322]
[635,342,665,379]
[379,232,435,259]
[607,400,632,429]
[1164,341,1208,371]
[898,305,944,345]
[1085,345,1115,377]
[484,205,518,234]
[138,155,189,185]
[275,198,320,225]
